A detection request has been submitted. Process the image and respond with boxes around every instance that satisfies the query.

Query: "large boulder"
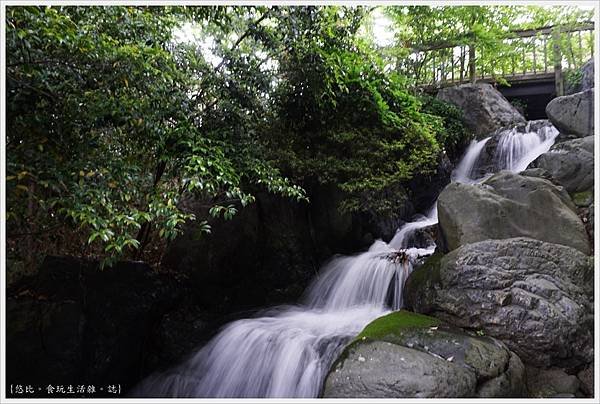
[437,83,526,138]
[437,171,590,254]
[529,136,594,194]
[323,311,526,398]
[404,238,594,369]
[546,89,594,138]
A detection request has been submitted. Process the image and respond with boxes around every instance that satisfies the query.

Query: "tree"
[6,6,305,267]
[260,7,445,216]
[6,5,475,270]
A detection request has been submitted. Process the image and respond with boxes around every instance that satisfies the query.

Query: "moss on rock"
[355,310,440,341]
[571,190,593,208]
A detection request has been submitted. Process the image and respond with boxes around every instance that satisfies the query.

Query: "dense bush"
[418,95,472,161]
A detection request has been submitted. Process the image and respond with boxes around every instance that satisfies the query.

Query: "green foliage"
[264,7,441,216]
[418,95,471,160]
[6,6,306,266]
[9,5,576,269]
[565,68,583,90]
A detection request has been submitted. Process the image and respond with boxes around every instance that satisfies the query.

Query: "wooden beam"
[410,22,594,52]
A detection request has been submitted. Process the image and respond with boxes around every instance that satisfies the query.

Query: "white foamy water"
[452,137,491,183]
[133,120,558,398]
[493,122,558,172]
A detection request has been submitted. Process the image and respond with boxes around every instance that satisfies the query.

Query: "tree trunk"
[469,45,477,83]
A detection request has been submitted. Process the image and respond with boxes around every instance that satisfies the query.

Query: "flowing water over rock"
[493,122,559,172]
[133,121,559,398]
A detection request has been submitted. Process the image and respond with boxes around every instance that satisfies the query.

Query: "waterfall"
[493,121,558,172]
[451,137,491,183]
[133,120,558,398]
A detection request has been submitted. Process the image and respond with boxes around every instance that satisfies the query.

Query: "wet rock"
[526,367,580,398]
[437,83,525,138]
[577,365,594,396]
[323,311,526,398]
[408,152,454,213]
[405,238,594,369]
[546,89,594,138]
[529,136,594,194]
[437,171,590,254]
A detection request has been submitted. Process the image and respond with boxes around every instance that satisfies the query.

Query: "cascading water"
[451,137,491,183]
[134,120,559,398]
[493,121,559,172]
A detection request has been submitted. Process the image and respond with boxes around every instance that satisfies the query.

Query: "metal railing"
[400,22,594,95]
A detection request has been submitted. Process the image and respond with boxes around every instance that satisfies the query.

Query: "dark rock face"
[437,171,590,254]
[6,256,183,397]
[437,83,526,138]
[408,152,454,213]
[404,238,594,369]
[546,89,594,138]
[323,311,526,398]
[163,185,416,316]
[529,136,594,194]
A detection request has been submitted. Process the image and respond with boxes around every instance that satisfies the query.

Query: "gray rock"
[588,203,594,241]
[437,171,590,254]
[405,238,594,368]
[437,83,526,138]
[526,367,580,398]
[323,311,526,398]
[581,58,594,91]
[546,89,594,138]
[529,136,594,194]
[577,365,594,396]
[519,167,554,182]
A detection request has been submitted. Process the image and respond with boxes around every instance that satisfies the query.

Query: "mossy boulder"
[323,310,526,398]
